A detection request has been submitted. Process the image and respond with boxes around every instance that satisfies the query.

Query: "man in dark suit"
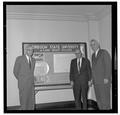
[13,45,36,110]
[90,39,111,110]
[70,49,92,110]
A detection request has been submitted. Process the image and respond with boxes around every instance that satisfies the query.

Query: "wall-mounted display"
[22,42,87,90]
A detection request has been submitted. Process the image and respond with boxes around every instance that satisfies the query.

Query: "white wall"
[88,20,100,59]
[99,14,111,56]
[7,19,89,106]
[7,13,112,106]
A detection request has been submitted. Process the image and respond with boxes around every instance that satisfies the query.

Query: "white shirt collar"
[95,48,100,57]
[26,55,30,62]
[77,57,82,70]
[77,57,82,64]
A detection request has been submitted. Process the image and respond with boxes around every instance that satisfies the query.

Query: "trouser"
[73,83,88,110]
[19,83,35,110]
[94,84,110,110]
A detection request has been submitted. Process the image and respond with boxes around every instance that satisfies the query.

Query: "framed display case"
[22,42,87,90]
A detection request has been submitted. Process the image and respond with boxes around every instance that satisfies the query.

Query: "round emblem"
[34,61,49,77]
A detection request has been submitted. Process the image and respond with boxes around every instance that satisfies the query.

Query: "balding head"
[74,49,82,59]
[25,44,33,57]
[90,39,100,52]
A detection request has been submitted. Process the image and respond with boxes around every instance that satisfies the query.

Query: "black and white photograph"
[3,1,117,113]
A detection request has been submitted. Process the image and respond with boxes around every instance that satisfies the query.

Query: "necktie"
[78,59,80,73]
[29,57,31,69]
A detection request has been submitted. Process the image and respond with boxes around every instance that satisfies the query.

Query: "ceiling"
[7,5,111,21]
[7,5,111,16]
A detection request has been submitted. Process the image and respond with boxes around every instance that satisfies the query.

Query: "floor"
[7,100,99,110]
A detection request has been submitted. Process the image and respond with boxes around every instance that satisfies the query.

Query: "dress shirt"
[95,48,100,57]
[77,57,82,72]
[26,55,31,63]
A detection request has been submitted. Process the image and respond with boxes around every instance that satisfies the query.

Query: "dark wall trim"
[7,101,75,110]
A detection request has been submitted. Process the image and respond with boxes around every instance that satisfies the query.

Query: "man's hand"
[71,81,74,86]
[104,78,109,84]
[88,80,93,87]
[34,76,37,82]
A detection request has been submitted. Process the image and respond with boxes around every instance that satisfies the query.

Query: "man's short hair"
[74,49,82,54]
[25,44,33,50]
[90,39,100,47]
[90,39,99,44]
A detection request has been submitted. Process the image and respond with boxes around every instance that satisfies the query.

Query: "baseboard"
[7,101,75,110]
[36,101,75,110]
[7,99,99,110]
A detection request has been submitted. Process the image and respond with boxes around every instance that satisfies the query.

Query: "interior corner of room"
[6,4,112,109]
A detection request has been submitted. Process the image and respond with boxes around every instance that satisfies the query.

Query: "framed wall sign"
[22,42,87,90]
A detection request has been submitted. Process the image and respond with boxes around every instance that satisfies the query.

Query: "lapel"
[75,58,77,68]
[80,58,84,72]
[95,49,102,61]
[31,57,33,67]
[80,58,83,68]
[96,49,101,59]
[75,58,83,73]
[23,55,32,68]
[23,55,29,65]
[93,49,102,65]
[30,57,35,69]
[23,55,35,70]
[75,58,79,73]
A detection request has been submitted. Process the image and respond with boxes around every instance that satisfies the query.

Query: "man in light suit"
[70,49,92,110]
[90,39,111,110]
[13,45,36,110]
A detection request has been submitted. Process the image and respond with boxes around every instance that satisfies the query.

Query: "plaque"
[34,60,49,83]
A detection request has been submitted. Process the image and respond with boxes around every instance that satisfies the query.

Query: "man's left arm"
[33,58,37,82]
[87,59,92,86]
[103,50,112,84]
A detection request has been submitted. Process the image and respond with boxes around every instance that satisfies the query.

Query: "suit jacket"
[13,55,36,89]
[92,49,111,84]
[70,57,92,84]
